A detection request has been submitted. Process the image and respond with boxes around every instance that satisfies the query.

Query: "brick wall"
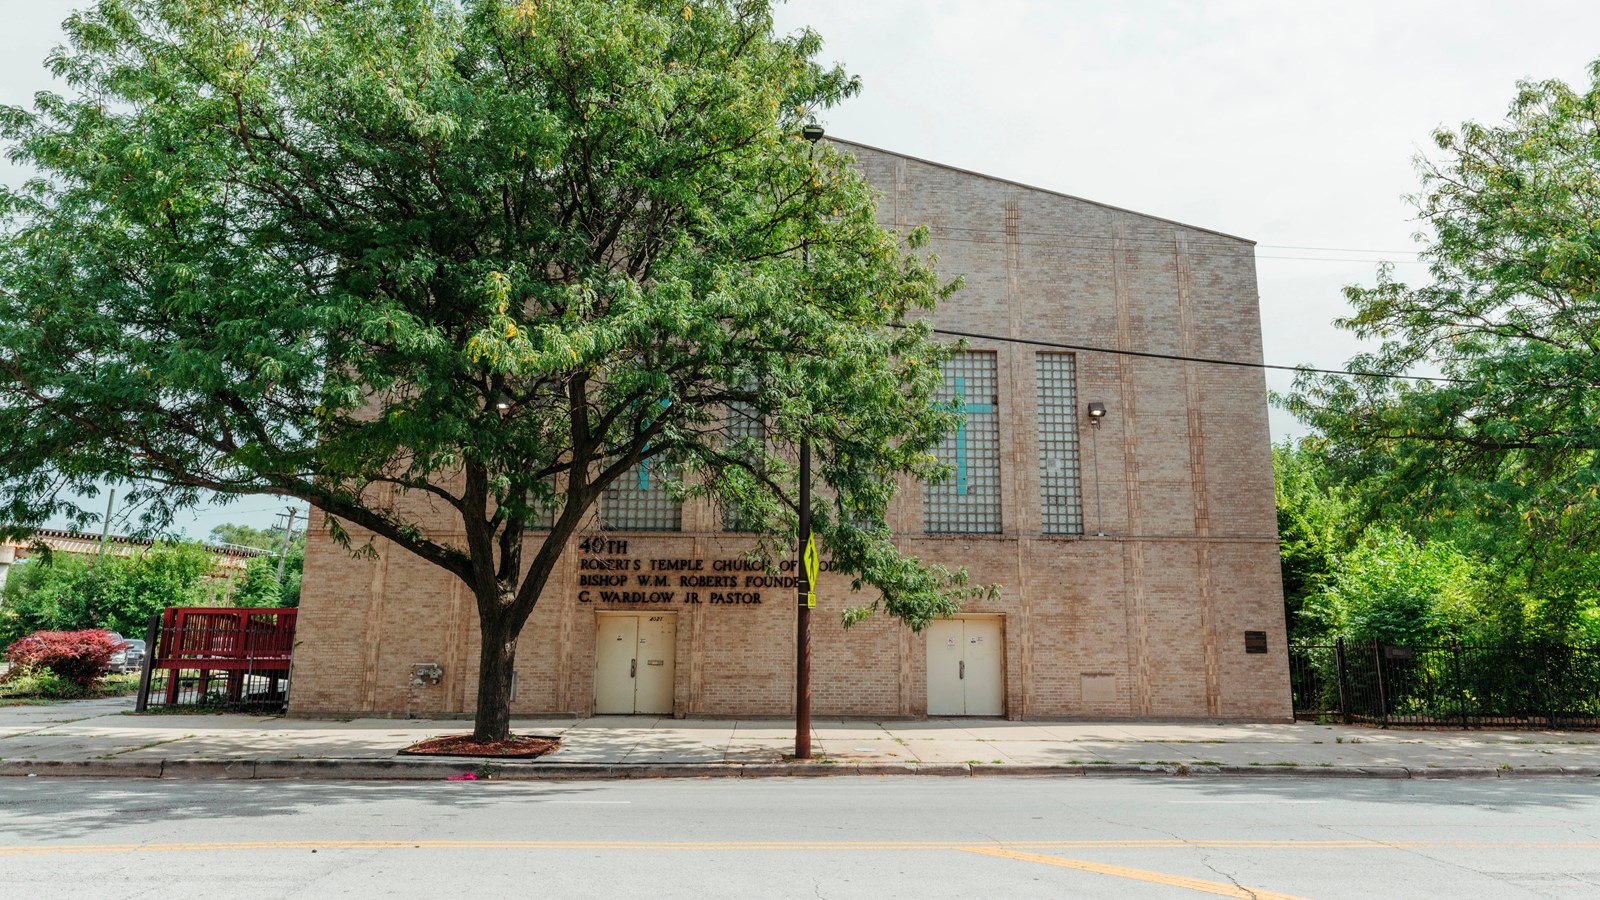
[289,141,1291,721]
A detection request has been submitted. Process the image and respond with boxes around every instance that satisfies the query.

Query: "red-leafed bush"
[3,629,121,687]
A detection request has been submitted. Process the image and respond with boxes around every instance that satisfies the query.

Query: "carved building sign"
[573,537,832,606]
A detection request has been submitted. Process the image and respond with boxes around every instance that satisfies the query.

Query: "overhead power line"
[1259,243,1422,255]
[911,325,1460,384]
[922,230,1427,264]
[916,223,1425,261]
[1256,255,1425,264]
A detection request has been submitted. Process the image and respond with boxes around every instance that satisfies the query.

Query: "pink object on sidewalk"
[446,772,478,781]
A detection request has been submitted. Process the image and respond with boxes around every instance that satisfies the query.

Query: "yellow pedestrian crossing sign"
[803,535,819,609]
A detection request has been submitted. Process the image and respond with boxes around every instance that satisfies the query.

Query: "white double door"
[594,614,677,715]
[926,618,1004,716]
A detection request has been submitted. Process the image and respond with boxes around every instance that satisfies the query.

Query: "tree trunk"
[472,611,518,743]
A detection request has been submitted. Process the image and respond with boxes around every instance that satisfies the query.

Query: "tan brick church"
[289,141,1291,721]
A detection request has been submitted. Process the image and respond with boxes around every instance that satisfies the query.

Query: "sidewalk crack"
[100,734,194,759]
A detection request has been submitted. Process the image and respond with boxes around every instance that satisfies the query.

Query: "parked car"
[118,639,147,674]
[105,634,146,674]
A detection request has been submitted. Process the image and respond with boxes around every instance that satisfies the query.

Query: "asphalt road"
[3,776,1599,898]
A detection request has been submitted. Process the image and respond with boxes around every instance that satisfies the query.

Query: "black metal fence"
[1290,638,1600,728]
[134,609,295,713]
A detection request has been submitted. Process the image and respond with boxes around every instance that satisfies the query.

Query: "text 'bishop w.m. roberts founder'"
[574,537,834,606]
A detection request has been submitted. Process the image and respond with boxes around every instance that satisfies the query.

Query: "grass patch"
[122,705,285,717]
[0,671,139,705]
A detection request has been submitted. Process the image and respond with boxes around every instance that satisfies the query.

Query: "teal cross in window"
[944,376,993,496]
[638,398,672,490]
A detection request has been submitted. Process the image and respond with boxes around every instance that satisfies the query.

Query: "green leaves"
[0,0,979,655]
[1283,60,1600,641]
[1302,527,1487,646]
[0,542,219,645]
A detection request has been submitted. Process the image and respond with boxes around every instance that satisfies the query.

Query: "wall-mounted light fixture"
[494,392,513,413]
[1086,402,1107,535]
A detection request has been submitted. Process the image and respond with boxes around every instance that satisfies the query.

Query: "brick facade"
[289,141,1291,721]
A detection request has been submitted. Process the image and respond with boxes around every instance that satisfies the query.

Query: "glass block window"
[722,399,764,533]
[525,478,559,531]
[925,351,1002,533]
[602,459,681,531]
[1036,353,1084,535]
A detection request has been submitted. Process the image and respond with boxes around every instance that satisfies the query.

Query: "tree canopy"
[208,522,303,553]
[0,0,986,739]
[0,542,218,646]
[1283,60,1600,638]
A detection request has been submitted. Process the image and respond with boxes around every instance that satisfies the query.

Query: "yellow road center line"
[960,847,1310,900]
[0,839,1597,856]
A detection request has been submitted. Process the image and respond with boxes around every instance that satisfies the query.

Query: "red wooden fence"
[149,607,297,707]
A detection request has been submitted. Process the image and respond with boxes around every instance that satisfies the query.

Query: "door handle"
[959,660,965,680]
[630,659,637,678]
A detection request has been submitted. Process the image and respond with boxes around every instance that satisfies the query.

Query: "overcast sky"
[5,1,1599,535]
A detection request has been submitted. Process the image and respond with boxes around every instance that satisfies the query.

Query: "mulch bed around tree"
[398,734,561,759]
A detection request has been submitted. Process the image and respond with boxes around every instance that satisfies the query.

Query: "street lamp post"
[795,122,825,760]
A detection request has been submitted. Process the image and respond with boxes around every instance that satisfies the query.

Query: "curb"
[3,758,1599,781]
[0,759,164,779]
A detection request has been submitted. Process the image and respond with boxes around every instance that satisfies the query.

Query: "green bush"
[0,542,216,645]
[0,668,88,700]
[0,670,140,702]
[231,547,302,608]
[1301,527,1487,645]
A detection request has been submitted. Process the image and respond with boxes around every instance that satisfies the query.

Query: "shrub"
[4,629,122,687]
[0,542,217,646]
[231,547,303,608]
[0,668,88,700]
[1301,527,1487,645]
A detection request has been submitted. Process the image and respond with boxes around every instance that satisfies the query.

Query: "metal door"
[925,618,1004,716]
[962,618,1004,716]
[594,615,639,714]
[926,619,965,715]
[594,614,677,715]
[634,615,676,714]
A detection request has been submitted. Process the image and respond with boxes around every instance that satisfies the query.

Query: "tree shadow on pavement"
[0,779,613,844]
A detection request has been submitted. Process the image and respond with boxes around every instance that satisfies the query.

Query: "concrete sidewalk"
[2,695,1598,780]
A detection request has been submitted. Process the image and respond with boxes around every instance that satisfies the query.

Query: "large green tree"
[0,0,985,740]
[1284,61,1600,636]
[1271,441,1353,637]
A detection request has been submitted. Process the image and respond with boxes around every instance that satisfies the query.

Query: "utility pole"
[795,121,825,760]
[274,507,300,583]
[97,488,116,560]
